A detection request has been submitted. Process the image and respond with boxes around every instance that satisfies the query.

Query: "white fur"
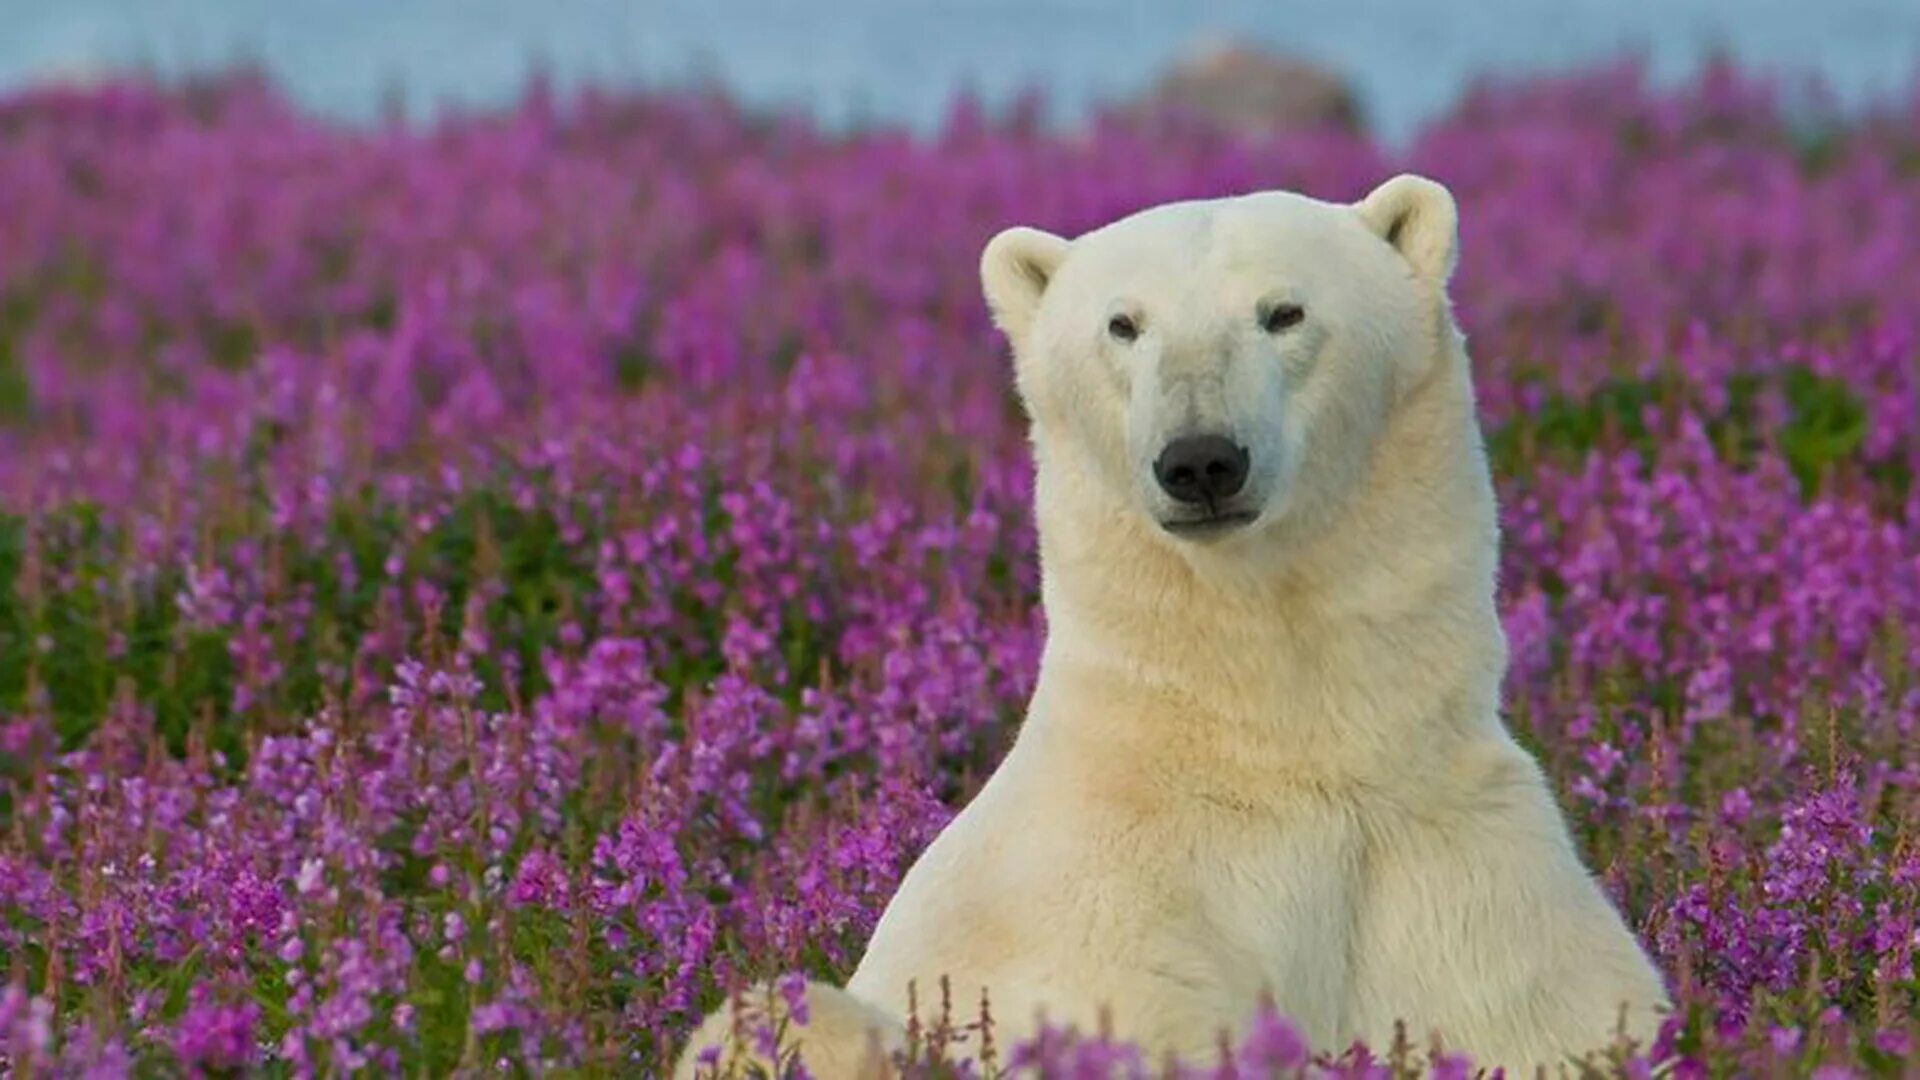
[676,174,1669,1078]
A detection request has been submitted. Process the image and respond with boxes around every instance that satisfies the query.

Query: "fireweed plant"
[0,61,1918,1076]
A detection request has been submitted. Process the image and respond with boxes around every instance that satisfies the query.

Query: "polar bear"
[676,174,1669,1077]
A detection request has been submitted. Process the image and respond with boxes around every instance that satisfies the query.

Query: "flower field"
[2,62,1919,1075]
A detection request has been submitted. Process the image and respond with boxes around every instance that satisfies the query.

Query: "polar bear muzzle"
[1152,434,1258,536]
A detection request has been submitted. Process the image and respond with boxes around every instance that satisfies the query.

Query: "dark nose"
[1153,435,1250,505]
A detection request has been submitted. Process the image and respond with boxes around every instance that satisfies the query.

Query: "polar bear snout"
[1152,433,1261,536]
[1154,434,1250,501]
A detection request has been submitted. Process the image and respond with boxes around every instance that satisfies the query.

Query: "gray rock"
[1123,40,1363,135]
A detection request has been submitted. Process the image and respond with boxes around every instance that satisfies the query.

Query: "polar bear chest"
[850,751,1373,1056]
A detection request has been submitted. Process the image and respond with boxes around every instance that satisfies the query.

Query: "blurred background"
[4,0,1919,144]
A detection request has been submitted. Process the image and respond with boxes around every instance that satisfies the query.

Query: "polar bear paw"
[674,980,903,1080]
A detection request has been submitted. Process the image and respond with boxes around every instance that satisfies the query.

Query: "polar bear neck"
[1025,345,1509,776]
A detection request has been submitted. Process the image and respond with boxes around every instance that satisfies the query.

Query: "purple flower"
[1236,1006,1310,1070]
[169,993,260,1071]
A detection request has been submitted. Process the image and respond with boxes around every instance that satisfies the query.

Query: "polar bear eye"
[1260,303,1306,334]
[1107,314,1140,343]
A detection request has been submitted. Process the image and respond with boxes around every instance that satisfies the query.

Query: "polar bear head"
[981,175,1464,564]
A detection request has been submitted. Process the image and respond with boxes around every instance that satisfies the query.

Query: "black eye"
[1107,314,1139,342]
[1261,303,1305,333]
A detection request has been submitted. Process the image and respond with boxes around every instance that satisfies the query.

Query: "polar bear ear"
[981,226,1071,342]
[1355,174,1459,285]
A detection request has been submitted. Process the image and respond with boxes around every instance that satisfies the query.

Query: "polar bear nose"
[1153,435,1251,505]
